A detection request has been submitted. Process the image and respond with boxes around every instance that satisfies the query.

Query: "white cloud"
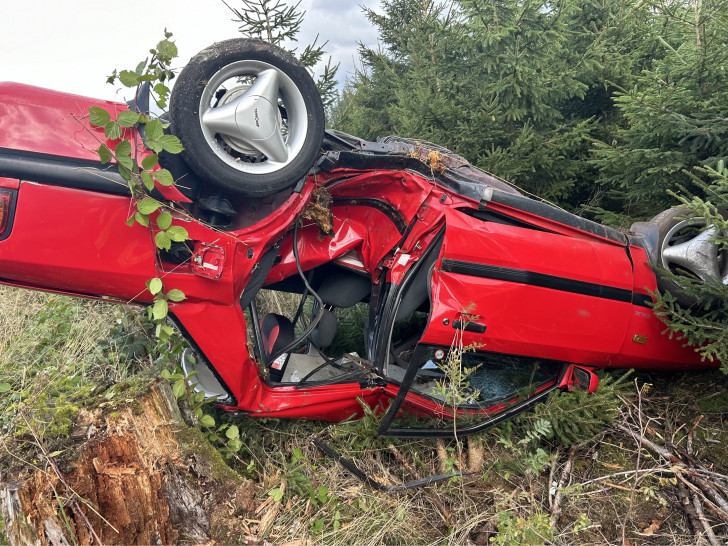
[0,0,381,102]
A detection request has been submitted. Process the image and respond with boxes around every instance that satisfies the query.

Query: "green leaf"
[141,154,158,170]
[154,169,174,186]
[172,379,186,399]
[156,211,172,230]
[146,140,162,154]
[141,171,155,192]
[117,155,134,171]
[166,289,186,302]
[114,139,131,157]
[268,488,284,502]
[228,438,243,452]
[200,414,215,427]
[117,110,141,128]
[48,450,64,458]
[160,369,172,379]
[119,70,140,87]
[152,298,169,320]
[137,197,161,215]
[153,82,170,98]
[316,485,329,504]
[88,106,110,127]
[0,382,11,393]
[134,212,149,227]
[157,39,178,59]
[97,144,112,164]
[159,134,184,154]
[125,216,135,227]
[147,277,163,295]
[226,425,240,440]
[155,230,172,250]
[118,165,132,180]
[135,59,147,75]
[166,225,188,242]
[104,121,122,140]
[145,119,164,141]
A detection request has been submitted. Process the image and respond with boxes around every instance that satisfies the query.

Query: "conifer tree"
[589,0,728,219]
[224,0,339,108]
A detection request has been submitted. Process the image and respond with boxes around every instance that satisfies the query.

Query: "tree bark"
[0,381,254,546]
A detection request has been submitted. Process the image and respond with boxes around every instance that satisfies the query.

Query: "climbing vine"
[87,32,187,338]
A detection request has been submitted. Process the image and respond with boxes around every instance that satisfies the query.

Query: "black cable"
[266,222,326,363]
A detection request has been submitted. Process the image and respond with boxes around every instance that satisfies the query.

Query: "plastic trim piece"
[0,147,130,195]
[441,259,651,308]
[483,189,628,244]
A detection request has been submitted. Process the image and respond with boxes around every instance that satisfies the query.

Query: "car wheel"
[652,207,728,307]
[170,39,325,197]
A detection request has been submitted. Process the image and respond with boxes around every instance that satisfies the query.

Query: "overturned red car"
[0,39,724,438]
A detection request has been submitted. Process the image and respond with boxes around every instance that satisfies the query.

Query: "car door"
[377,207,633,437]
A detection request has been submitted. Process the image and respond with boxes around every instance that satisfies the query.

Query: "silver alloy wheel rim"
[198,59,308,175]
[661,219,728,285]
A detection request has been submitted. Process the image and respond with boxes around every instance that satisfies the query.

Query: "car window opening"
[247,223,375,386]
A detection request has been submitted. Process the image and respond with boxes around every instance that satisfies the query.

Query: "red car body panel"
[0,83,135,160]
[0,82,715,433]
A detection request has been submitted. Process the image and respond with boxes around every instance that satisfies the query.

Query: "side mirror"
[564,365,599,393]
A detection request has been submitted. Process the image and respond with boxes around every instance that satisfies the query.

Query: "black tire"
[651,207,727,307]
[170,39,325,197]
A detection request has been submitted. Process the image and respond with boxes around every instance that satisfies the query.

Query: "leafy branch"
[87,34,188,332]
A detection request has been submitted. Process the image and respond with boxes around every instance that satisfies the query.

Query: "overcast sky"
[0,0,381,102]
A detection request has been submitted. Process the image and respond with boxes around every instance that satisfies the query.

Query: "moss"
[176,426,242,483]
[695,389,728,415]
[98,375,157,414]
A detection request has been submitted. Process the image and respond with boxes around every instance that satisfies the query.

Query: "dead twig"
[615,424,681,464]
[577,467,672,487]
[678,478,705,544]
[547,447,561,510]
[550,446,576,527]
[692,489,720,546]
[604,481,643,493]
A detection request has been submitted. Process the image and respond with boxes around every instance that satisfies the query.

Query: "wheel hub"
[662,221,727,283]
[215,85,284,157]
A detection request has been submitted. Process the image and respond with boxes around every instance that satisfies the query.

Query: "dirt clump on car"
[300,186,334,236]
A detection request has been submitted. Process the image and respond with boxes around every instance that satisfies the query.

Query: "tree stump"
[0,381,256,545]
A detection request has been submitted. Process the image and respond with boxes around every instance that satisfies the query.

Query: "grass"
[0,286,167,469]
[2,285,728,545]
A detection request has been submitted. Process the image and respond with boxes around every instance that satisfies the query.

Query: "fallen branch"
[547,447,561,510]
[693,475,728,521]
[577,467,672,488]
[677,472,728,525]
[677,478,705,544]
[615,424,682,464]
[692,488,720,546]
[550,446,576,527]
[603,481,643,493]
[618,407,727,544]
